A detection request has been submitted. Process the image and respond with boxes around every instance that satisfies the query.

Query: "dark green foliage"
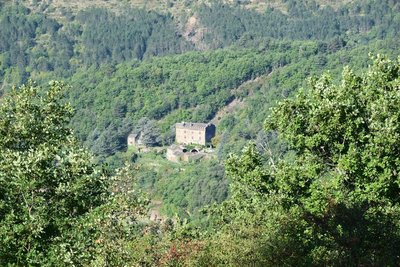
[0,4,76,86]
[158,160,228,219]
[0,5,191,91]
[76,8,191,65]
[0,6,36,54]
[1,0,398,92]
[198,0,400,48]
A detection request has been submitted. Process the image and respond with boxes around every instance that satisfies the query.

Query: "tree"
[271,55,400,265]
[202,55,400,266]
[263,55,400,265]
[132,117,161,147]
[0,81,148,265]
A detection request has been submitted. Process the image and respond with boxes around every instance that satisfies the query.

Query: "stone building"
[175,122,216,146]
[127,133,144,147]
[166,144,206,163]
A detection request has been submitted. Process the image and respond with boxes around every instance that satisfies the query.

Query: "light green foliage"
[131,151,228,221]
[194,56,400,266]
[0,81,99,265]
[225,144,272,215]
[0,82,149,265]
[68,48,277,157]
[264,55,400,264]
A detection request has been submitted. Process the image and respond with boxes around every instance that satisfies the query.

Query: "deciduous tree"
[0,81,148,265]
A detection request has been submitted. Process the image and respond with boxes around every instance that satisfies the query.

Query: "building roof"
[176,122,212,131]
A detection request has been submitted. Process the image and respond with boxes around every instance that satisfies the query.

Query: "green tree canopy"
[264,54,400,265]
[0,82,148,265]
[199,55,400,266]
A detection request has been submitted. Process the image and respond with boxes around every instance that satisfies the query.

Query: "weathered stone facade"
[175,122,216,146]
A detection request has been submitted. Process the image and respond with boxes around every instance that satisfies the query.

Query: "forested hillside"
[1,0,400,265]
[1,0,399,87]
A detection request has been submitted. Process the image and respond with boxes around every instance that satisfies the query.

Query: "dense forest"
[1,0,400,265]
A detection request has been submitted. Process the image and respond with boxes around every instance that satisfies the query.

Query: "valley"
[0,0,399,265]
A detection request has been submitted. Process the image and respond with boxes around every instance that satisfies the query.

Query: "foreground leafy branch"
[264,55,400,265]
[0,82,149,266]
[193,55,400,266]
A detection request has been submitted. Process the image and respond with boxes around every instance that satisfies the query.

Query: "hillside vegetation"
[0,0,400,264]
[0,0,399,219]
[1,0,398,88]
[22,0,355,16]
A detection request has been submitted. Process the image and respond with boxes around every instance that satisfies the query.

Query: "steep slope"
[1,0,398,89]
